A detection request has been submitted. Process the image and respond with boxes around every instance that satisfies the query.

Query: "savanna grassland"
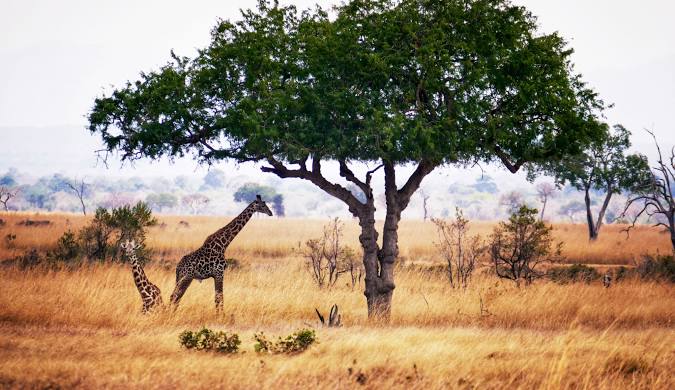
[0,212,673,389]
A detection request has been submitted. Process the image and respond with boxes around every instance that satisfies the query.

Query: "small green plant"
[489,205,562,286]
[179,328,241,354]
[254,329,317,354]
[47,230,80,262]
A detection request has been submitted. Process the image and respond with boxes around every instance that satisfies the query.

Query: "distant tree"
[99,192,137,209]
[472,175,498,194]
[182,193,210,214]
[535,182,557,221]
[623,130,675,252]
[46,173,71,193]
[234,183,284,216]
[489,206,561,286]
[560,201,586,223]
[145,193,178,212]
[419,189,431,221]
[499,191,525,214]
[0,168,18,187]
[0,186,19,211]
[271,194,285,217]
[174,175,192,190]
[542,125,650,240]
[65,178,91,215]
[202,169,227,189]
[21,182,53,210]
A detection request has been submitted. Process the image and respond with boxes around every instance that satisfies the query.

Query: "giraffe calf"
[121,239,163,313]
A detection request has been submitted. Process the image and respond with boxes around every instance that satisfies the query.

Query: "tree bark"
[593,187,613,238]
[540,197,547,221]
[584,186,597,240]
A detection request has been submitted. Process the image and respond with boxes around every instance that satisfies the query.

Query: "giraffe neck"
[127,252,149,290]
[205,202,257,250]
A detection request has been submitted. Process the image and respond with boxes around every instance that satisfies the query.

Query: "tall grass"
[0,211,673,388]
[0,212,670,265]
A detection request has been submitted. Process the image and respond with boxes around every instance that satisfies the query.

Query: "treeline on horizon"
[0,167,644,223]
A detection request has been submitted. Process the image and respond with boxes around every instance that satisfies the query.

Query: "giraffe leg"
[214,274,224,312]
[170,276,193,306]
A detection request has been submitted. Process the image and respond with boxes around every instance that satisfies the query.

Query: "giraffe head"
[121,239,137,253]
[252,194,273,216]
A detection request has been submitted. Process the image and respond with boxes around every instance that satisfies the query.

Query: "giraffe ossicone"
[169,195,273,310]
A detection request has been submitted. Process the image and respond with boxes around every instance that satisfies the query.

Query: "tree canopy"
[89,0,605,175]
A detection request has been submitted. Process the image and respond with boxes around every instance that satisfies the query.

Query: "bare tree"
[0,186,19,211]
[535,182,556,221]
[499,191,524,214]
[419,189,431,221]
[303,218,358,288]
[65,178,89,215]
[432,208,484,289]
[182,193,210,214]
[623,130,675,252]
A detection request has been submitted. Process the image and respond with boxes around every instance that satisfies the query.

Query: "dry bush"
[432,208,485,288]
[303,218,360,288]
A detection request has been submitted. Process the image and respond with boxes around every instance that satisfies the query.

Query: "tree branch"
[262,155,365,215]
[397,159,438,210]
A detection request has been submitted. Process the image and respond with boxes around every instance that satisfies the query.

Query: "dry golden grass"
[0,212,671,265]
[0,212,673,389]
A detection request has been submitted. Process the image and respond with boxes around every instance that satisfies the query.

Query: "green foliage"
[541,125,650,194]
[201,169,227,189]
[88,0,605,170]
[179,328,241,354]
[47,230,80,262]
[253,329,316,354]
[547,264,600,284]
[233,183,284,216]
[145,192,178,212]
[636,255,675,283]
[75,202,156,263]
[489,206,562,285]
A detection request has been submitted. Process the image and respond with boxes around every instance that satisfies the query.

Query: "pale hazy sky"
[1,0,673,177]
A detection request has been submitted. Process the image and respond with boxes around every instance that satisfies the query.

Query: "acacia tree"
[543,125,650,240]
[87,0,605,319]
[0,186,18,211]
[65,178,90,215]
[535,182,556,220]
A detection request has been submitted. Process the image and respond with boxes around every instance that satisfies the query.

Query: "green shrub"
[254,329,317,354]
[47,230,80,262]
[547,264,600,284]
[636,254,675,283]
[179,328,241,354]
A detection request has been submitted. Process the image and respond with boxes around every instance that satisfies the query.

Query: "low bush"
[547,264,600,284]
[254,329,317,354]
[636,254,675,283]
[179,328,241,354]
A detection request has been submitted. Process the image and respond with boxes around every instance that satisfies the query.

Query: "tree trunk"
[593,188,613,239]
[540,197,547,221]
[357,208,393,319]
[584,187,597,240]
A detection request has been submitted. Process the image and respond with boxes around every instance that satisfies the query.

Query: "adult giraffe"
[170,195,272,310]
